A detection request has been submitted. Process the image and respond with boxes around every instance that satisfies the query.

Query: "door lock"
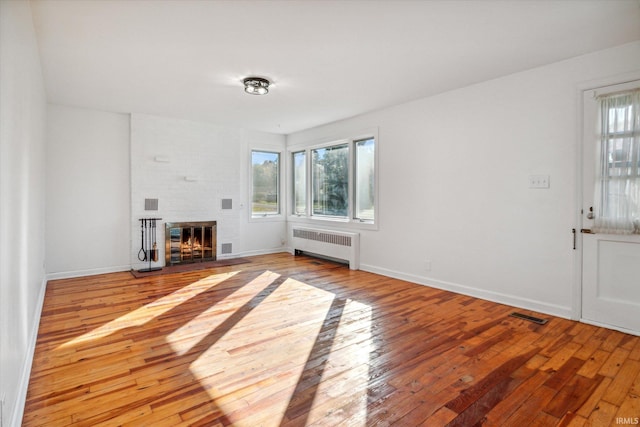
[586,206,595,220]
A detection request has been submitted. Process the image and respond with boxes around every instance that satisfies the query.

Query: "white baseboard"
[46,265,132,281]
[580,318,640,337]
[360,263,573,320]
[10,276,47,427]
[48,250,288,281]
[222,247,288,259]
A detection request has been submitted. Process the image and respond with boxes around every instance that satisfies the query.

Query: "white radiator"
[290,226,360,270]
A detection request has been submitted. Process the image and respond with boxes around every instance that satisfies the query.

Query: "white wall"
[46,105,131,278]
[0,1,48,425]
[130,113,286,270]
[287,41,640,319]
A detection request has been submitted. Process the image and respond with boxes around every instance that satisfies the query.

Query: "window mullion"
[306,148,312,218]
[348,140,355,221]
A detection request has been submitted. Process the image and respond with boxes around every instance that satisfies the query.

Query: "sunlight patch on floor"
[303,299,373,426]
[188,277,337,427]
[166,270,282,356]
[56,271,240,350]
[185,276,374,427]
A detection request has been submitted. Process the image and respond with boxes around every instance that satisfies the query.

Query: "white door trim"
[573,70,640,323]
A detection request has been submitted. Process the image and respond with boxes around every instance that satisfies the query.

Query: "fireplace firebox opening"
[165,221,217,265]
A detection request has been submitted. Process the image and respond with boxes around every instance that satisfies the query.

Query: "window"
[594,89,640,234]
[355,138,375,221]
[312,144,349,217]
[292,135,376,225]
[251,150,280,217]
[293,151,306,215]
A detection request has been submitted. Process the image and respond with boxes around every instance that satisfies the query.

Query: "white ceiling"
[31,0,640,135]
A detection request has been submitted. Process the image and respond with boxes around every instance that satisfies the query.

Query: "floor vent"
[510,312,548,325]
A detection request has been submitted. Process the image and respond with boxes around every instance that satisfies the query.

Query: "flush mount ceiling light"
[243,77,270,95]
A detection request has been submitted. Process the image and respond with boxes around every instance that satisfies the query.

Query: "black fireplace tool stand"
[138,217,163,273]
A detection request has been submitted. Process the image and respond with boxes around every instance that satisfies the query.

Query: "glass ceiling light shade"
[243,77,270,95]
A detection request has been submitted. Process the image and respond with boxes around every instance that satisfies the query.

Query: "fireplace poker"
[138,218,147,261]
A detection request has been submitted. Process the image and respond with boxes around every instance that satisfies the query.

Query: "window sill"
[287,215,378,231]
[250,214,286,223]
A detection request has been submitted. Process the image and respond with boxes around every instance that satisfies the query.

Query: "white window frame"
[250,149,285,222]
[287,128,379,230]
[292,150,307,217]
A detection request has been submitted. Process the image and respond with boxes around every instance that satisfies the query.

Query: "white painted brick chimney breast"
[130,113,285,270]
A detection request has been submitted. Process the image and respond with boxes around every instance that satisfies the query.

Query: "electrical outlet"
[528,174,550,189]
[424,260,432,272]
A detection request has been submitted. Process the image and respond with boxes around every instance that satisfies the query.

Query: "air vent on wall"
[145,198,158,211]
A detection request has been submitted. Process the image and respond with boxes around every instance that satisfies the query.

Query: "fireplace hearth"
[165,221,217,265]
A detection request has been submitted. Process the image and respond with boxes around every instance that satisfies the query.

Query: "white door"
[581,80,640,335]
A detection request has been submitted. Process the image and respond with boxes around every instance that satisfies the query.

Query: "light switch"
[528,175,550,189]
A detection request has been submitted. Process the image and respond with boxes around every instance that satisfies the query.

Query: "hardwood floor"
[24,253,640,426]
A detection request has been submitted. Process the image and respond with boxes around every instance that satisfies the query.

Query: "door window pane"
[594,90,640,233]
